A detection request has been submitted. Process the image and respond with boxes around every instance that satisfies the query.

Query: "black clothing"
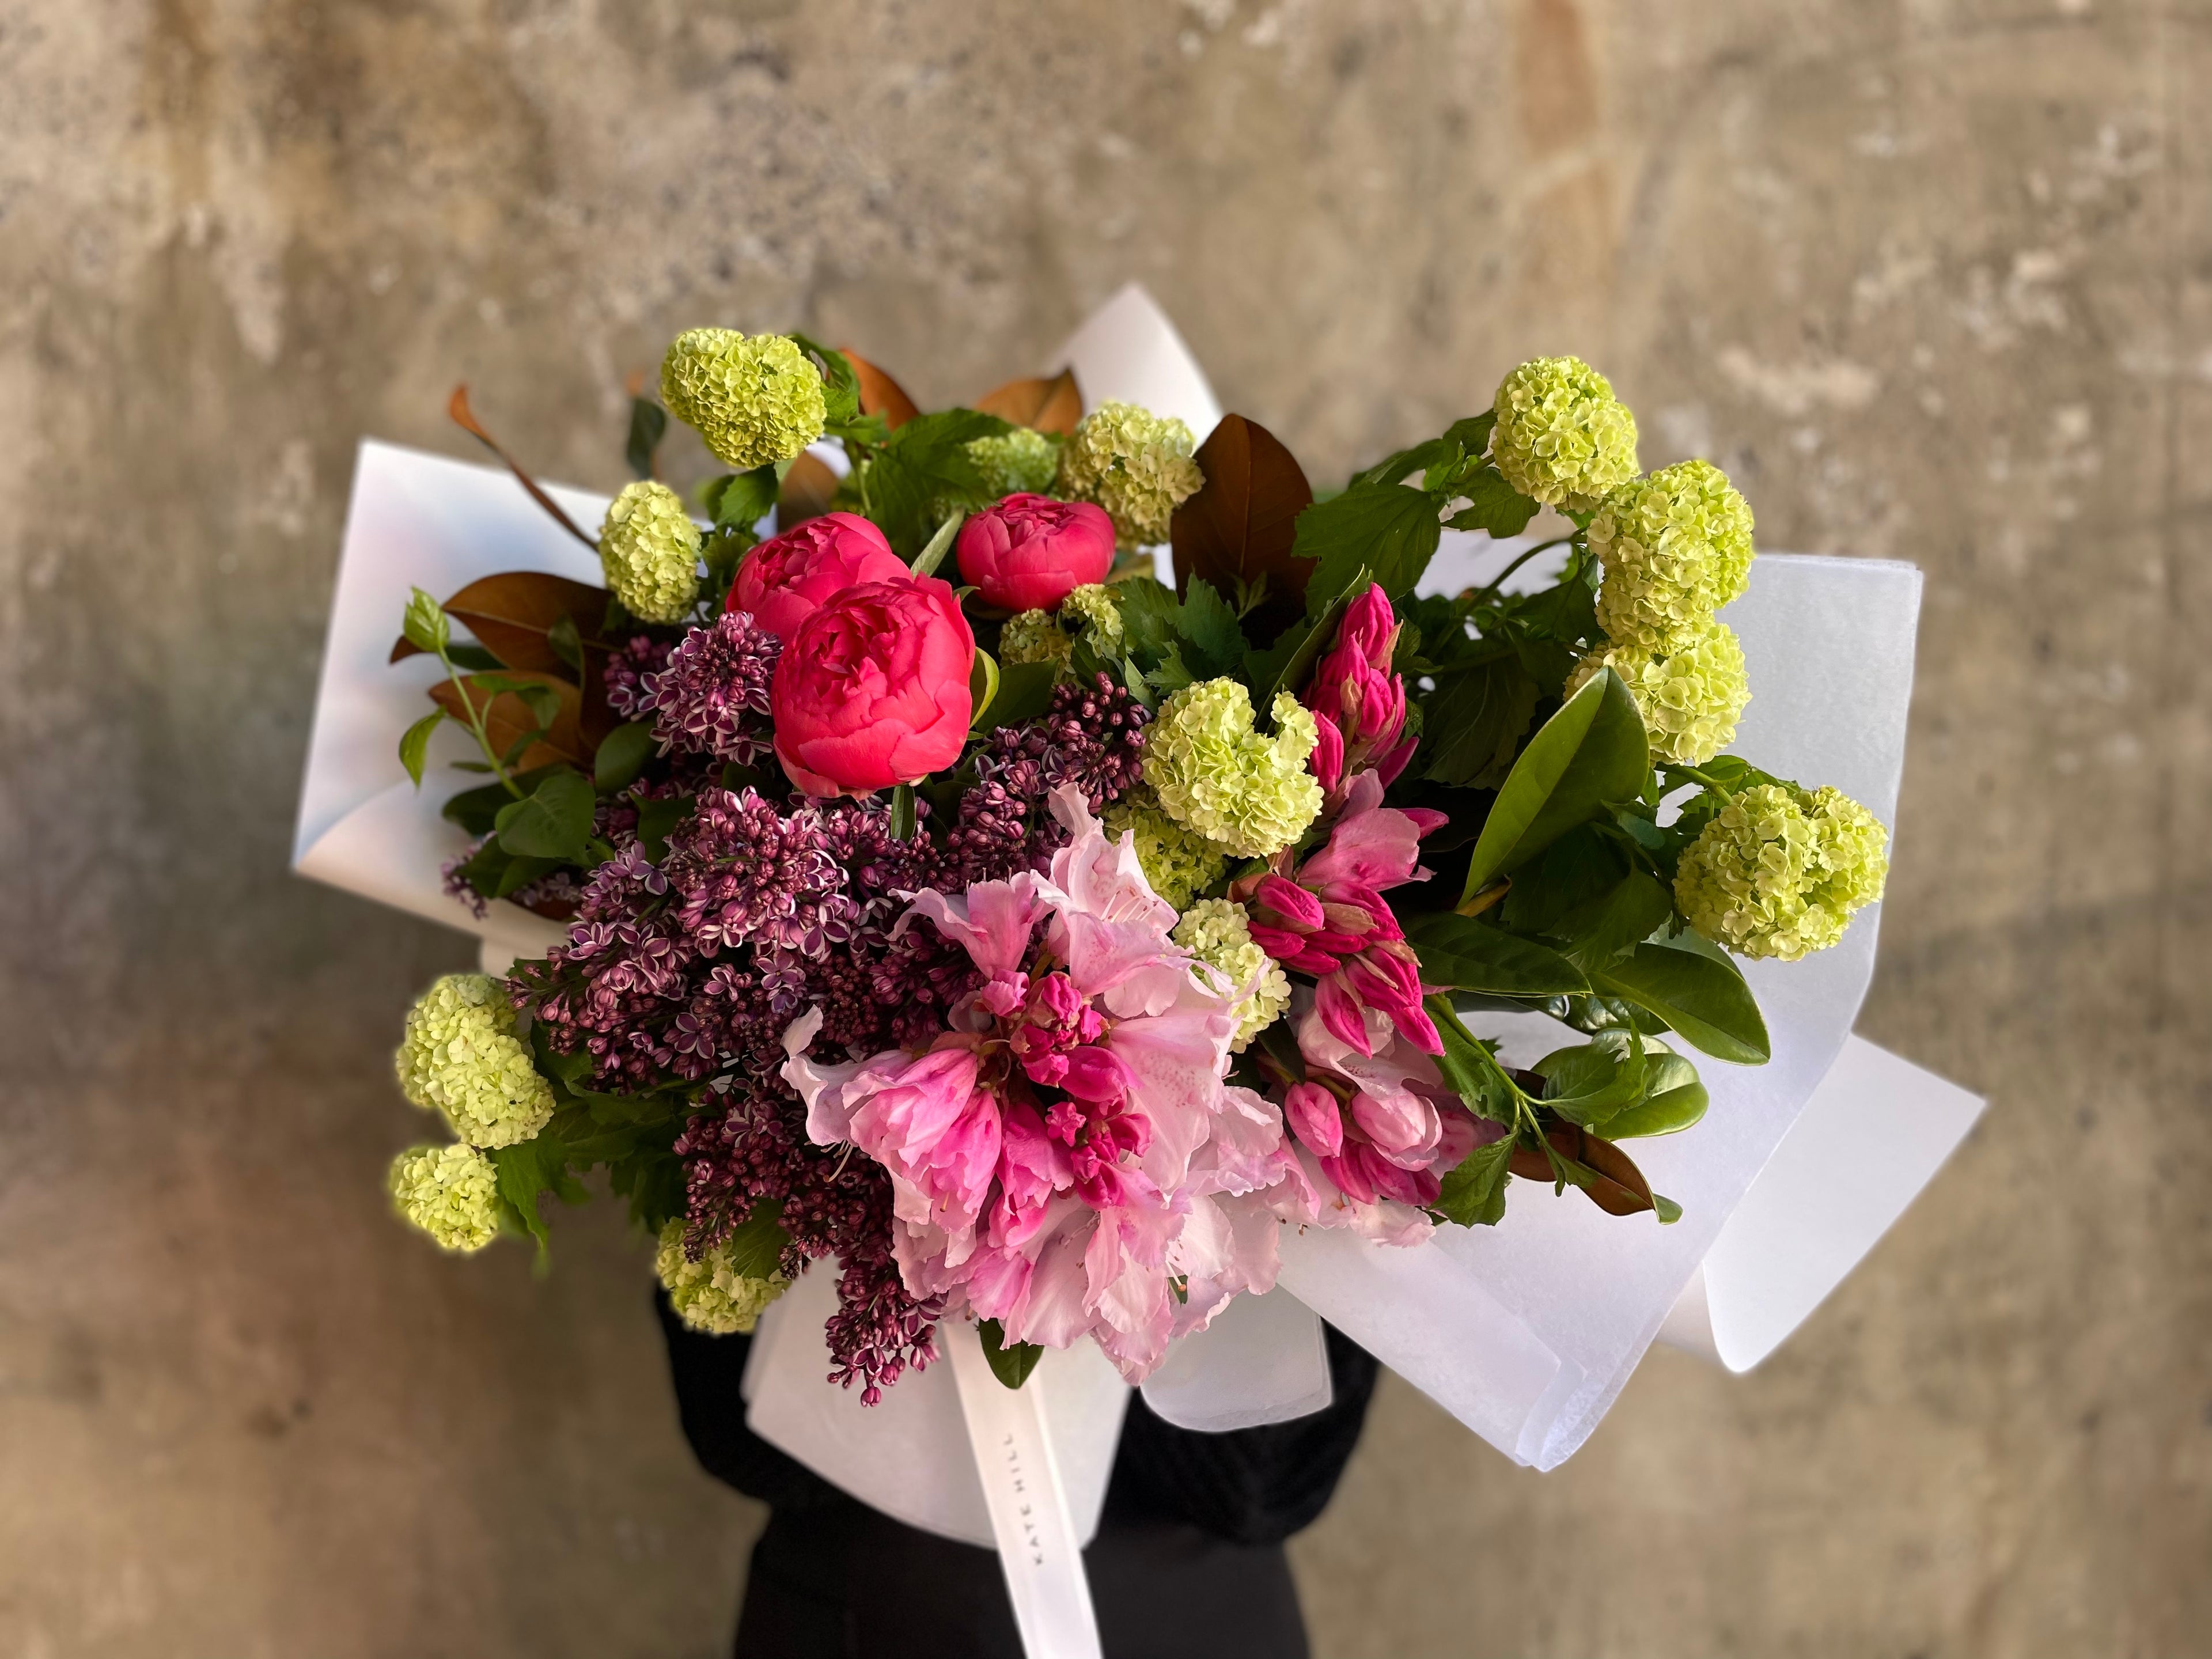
[657,1295,1379,1659]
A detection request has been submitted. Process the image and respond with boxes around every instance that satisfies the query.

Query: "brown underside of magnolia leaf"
[974,368,1083,435]
[391,571,611,675]
[1509,1123,1656,1216]
[427,671,585,772]
[1169,413,1315,637]
[842,349,921,429]
[777,451,841,531]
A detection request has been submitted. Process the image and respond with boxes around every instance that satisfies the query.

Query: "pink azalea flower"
[782,786,1293,1382]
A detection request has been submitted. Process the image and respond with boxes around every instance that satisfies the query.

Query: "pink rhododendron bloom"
[956,494,1116,612]
[728,511,910,639]
[771,575,975,797]
[1238,772,1445,1056]
[1305,583,1415,793]
[783,786,1296,1381]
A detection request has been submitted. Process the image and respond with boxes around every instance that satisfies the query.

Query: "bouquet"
[304,289,1975,1657]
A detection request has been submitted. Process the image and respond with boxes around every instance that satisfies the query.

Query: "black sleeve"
[1100,1324,1381,1546]
[654,1291,857,1514]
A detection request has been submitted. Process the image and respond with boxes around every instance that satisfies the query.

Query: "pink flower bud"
[956,493,1116,612]
[729,512,910,639]
[1283,1082,1345,1157]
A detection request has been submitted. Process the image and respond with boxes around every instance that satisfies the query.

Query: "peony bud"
[956,493,1116,612]
[728,511,908,639]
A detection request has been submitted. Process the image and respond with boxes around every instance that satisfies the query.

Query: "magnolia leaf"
[391,571,609,677]
[1460,668,1647,904]
[840,348,921,430]
[1171,414,1315,638]
[1556,870,1675,972]
[1533,1030,1650,1128]
[977,1319,1044,1389]
[777,450,841,531]
[1591,941,1771,1065]
[1403,913,1588,995]
[428,671,585,770]
[1601,1050,1710,1138]
[1510,1123,1657,1217]
[974,368,1083,435]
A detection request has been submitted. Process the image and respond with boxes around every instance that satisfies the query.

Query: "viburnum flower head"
[1590,459,1755,652]
[998,609,1074,667]
[1103,786,1229,910]
[1490,355,1641,512]
[598,481,701,624]
[957,493,1116,612]
[659,328,827,470]
[784,787,1302,1382]
[728,512,908,640]
[1675,782,1889,961]
[1060,584,1124,654]
[771,575,975,797]
[1566,619,1751,766]
[394,973,554,1148]
[1055,402,1205,546]
[967,429,1062,499]
[655,1218,789,1334]
[1143,680,1324,859]
[390,1143,502,1252]
[1174,899,1291,1052]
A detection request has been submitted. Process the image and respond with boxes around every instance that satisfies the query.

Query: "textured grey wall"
[3,1,2207,1655]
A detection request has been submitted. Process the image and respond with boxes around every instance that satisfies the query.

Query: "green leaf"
[1418,654,1541,788]
[1652,1194,1684,1224]
[1459,668,1649,904]
[982,659,1058,731]
[720,1200,792,1281]
[889,782,916,841]
[492,1132,584,1256]
[1602,1051,1710,1138]
[866,410,1011,557]
[546,613,584,675]
[912,510,964,578]
[398,710,444,788]
[1427,997,1514,1124]
[1244,574,1362,706]
[1434,1133,1515,1228]
[494,767,599,862]
[1589,941,1772,1065]
[976,1319,1044,1389]
[1555,870,1674,972]
[1533,1029,1650,1129]
[967,647,1002,731]
[1442,466,1540,537]
[445,643,505,672]
[1297,483,1444,616]
[1403,913,1588,995]
[712,464,781,532]
[593,721,657,793]
[1177,578,1249,680]
[789,333,862,429]
[403,587,450,656]
[1441,411,1496,459]
[634,793,692,862]
[625,397,668,480]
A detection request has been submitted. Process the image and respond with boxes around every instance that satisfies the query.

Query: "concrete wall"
[3,1,2206,1654]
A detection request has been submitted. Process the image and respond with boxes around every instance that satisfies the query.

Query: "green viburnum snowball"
[599,480,702,624]
[394,973,555,1149]
[1060,583,1124,654]
[968,428,1062,498]
[1105,786,1231,910]
[1566,620,1750,766]
[390,1143,502,1253]
[999,609,1073,667]
[659,328,827,470]
[1674,782,1891,961]
[1590,459,1755,652]
[1490,355,1641,512]
[1055,402,1204,546]
[655,1219,789,1335]
[1142,681,1324,859]
[1173,897,1291,1052]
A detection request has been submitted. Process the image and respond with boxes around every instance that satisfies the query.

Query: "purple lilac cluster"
[642,611,779,764]
[509,665,1149,1396]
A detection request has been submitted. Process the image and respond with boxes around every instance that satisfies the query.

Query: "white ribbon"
[944,1324,1105,1659]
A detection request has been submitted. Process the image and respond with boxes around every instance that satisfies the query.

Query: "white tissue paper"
[298,287,1983,1549]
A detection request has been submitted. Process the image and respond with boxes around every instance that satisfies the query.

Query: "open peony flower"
[728,512,909,640]
[782,787,1300,1381]
[771,575,975,797]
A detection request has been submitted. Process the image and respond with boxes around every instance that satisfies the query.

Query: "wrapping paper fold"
[301,287,1983,1563]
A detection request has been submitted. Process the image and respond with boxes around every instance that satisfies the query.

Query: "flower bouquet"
[297,288,1980,1658]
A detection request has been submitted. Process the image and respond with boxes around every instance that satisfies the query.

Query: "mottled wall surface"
[2,1,2206,1655]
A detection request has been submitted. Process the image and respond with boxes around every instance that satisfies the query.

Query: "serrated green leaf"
[1556,870,1675,972]
[1403,913,1588,995]
[492,1132,584,1256]
[788,333,861,429]
[398,710,444,788]
[1590,941,1771,1065]
[713,464,781,532]
[720,1200,791,1281]
[1434,1133,1515,1227]
[1460,668,1648,904]
[494,767,598,862]
[866,410,1011,557]
[1297,483,1443,616]
[1177,578,1249,679]
[1418,653,1541,788]
[977,1319,1044,1389]
[1443,466,1540,538]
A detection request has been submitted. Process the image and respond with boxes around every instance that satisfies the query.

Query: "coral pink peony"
[783,787,1299,1381]
[728,511,910,639]
[771,576,975,797]
[956,493,1116,612]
